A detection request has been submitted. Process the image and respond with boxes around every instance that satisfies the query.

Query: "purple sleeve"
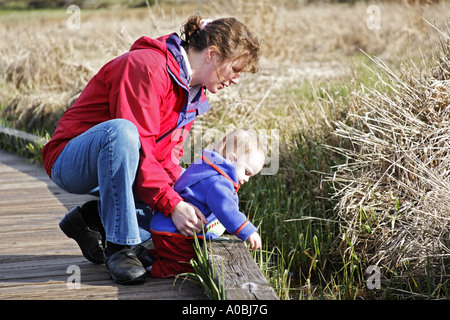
[205,179,257,241]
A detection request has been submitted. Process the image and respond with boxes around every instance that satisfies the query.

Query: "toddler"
[147,129,265,278]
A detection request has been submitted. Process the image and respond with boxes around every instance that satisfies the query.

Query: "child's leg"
[150,233,196,278]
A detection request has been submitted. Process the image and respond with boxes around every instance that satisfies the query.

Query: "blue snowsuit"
[150,149,257,241]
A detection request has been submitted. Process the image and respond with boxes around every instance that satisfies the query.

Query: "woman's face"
[203,52,245,94]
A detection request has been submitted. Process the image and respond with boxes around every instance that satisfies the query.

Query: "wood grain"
[209,236,279,300]
[0,149,206,300]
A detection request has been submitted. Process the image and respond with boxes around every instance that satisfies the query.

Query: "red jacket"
[42,34,210,216]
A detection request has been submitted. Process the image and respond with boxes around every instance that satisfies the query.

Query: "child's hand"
[247,232,261,250]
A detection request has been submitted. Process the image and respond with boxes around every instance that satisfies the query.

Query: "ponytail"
[180,15,261,74]
[180,15,203,48]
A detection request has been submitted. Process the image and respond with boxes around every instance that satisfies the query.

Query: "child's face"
[228,150,265,186]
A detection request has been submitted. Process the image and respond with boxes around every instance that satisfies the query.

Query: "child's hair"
[180,15,261,74]
[214,129,265,160]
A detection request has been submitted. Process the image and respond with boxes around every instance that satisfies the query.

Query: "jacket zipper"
[156,126,185,144]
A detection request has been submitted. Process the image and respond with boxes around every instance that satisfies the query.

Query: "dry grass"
[326,23,450,292]
[0,1,447,134]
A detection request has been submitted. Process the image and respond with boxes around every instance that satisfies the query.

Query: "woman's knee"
[106,119,141,150]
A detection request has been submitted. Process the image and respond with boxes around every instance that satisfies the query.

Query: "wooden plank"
[209,236,279,300]
[0,277,206,300]
[0,125,48,159]
[0,125,48,146]
[0,148,207,300]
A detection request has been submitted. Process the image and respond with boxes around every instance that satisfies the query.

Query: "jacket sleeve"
[205,178,257,241]
[110,56,183,215]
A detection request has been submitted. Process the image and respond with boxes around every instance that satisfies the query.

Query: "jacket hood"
[174,150,239,193]
[129,34,170,53]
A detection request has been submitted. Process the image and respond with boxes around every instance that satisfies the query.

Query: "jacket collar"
[165,34,210,127]
[166,34,190,88]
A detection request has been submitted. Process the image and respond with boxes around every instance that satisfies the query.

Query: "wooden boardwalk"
[0,134,279,301]
[0,149,207,300]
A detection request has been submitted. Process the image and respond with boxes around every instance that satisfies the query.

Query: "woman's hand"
[171,201,208,237]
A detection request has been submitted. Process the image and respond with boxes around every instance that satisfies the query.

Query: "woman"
[42,15,261,284]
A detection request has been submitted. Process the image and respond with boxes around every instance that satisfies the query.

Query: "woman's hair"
[181,15,261,74]
[214,129,265,160]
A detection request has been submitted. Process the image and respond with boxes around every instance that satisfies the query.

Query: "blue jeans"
[51,119,152,245]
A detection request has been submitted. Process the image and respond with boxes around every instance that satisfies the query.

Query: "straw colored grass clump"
[1,2,447,136]
[328,24,450,287]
